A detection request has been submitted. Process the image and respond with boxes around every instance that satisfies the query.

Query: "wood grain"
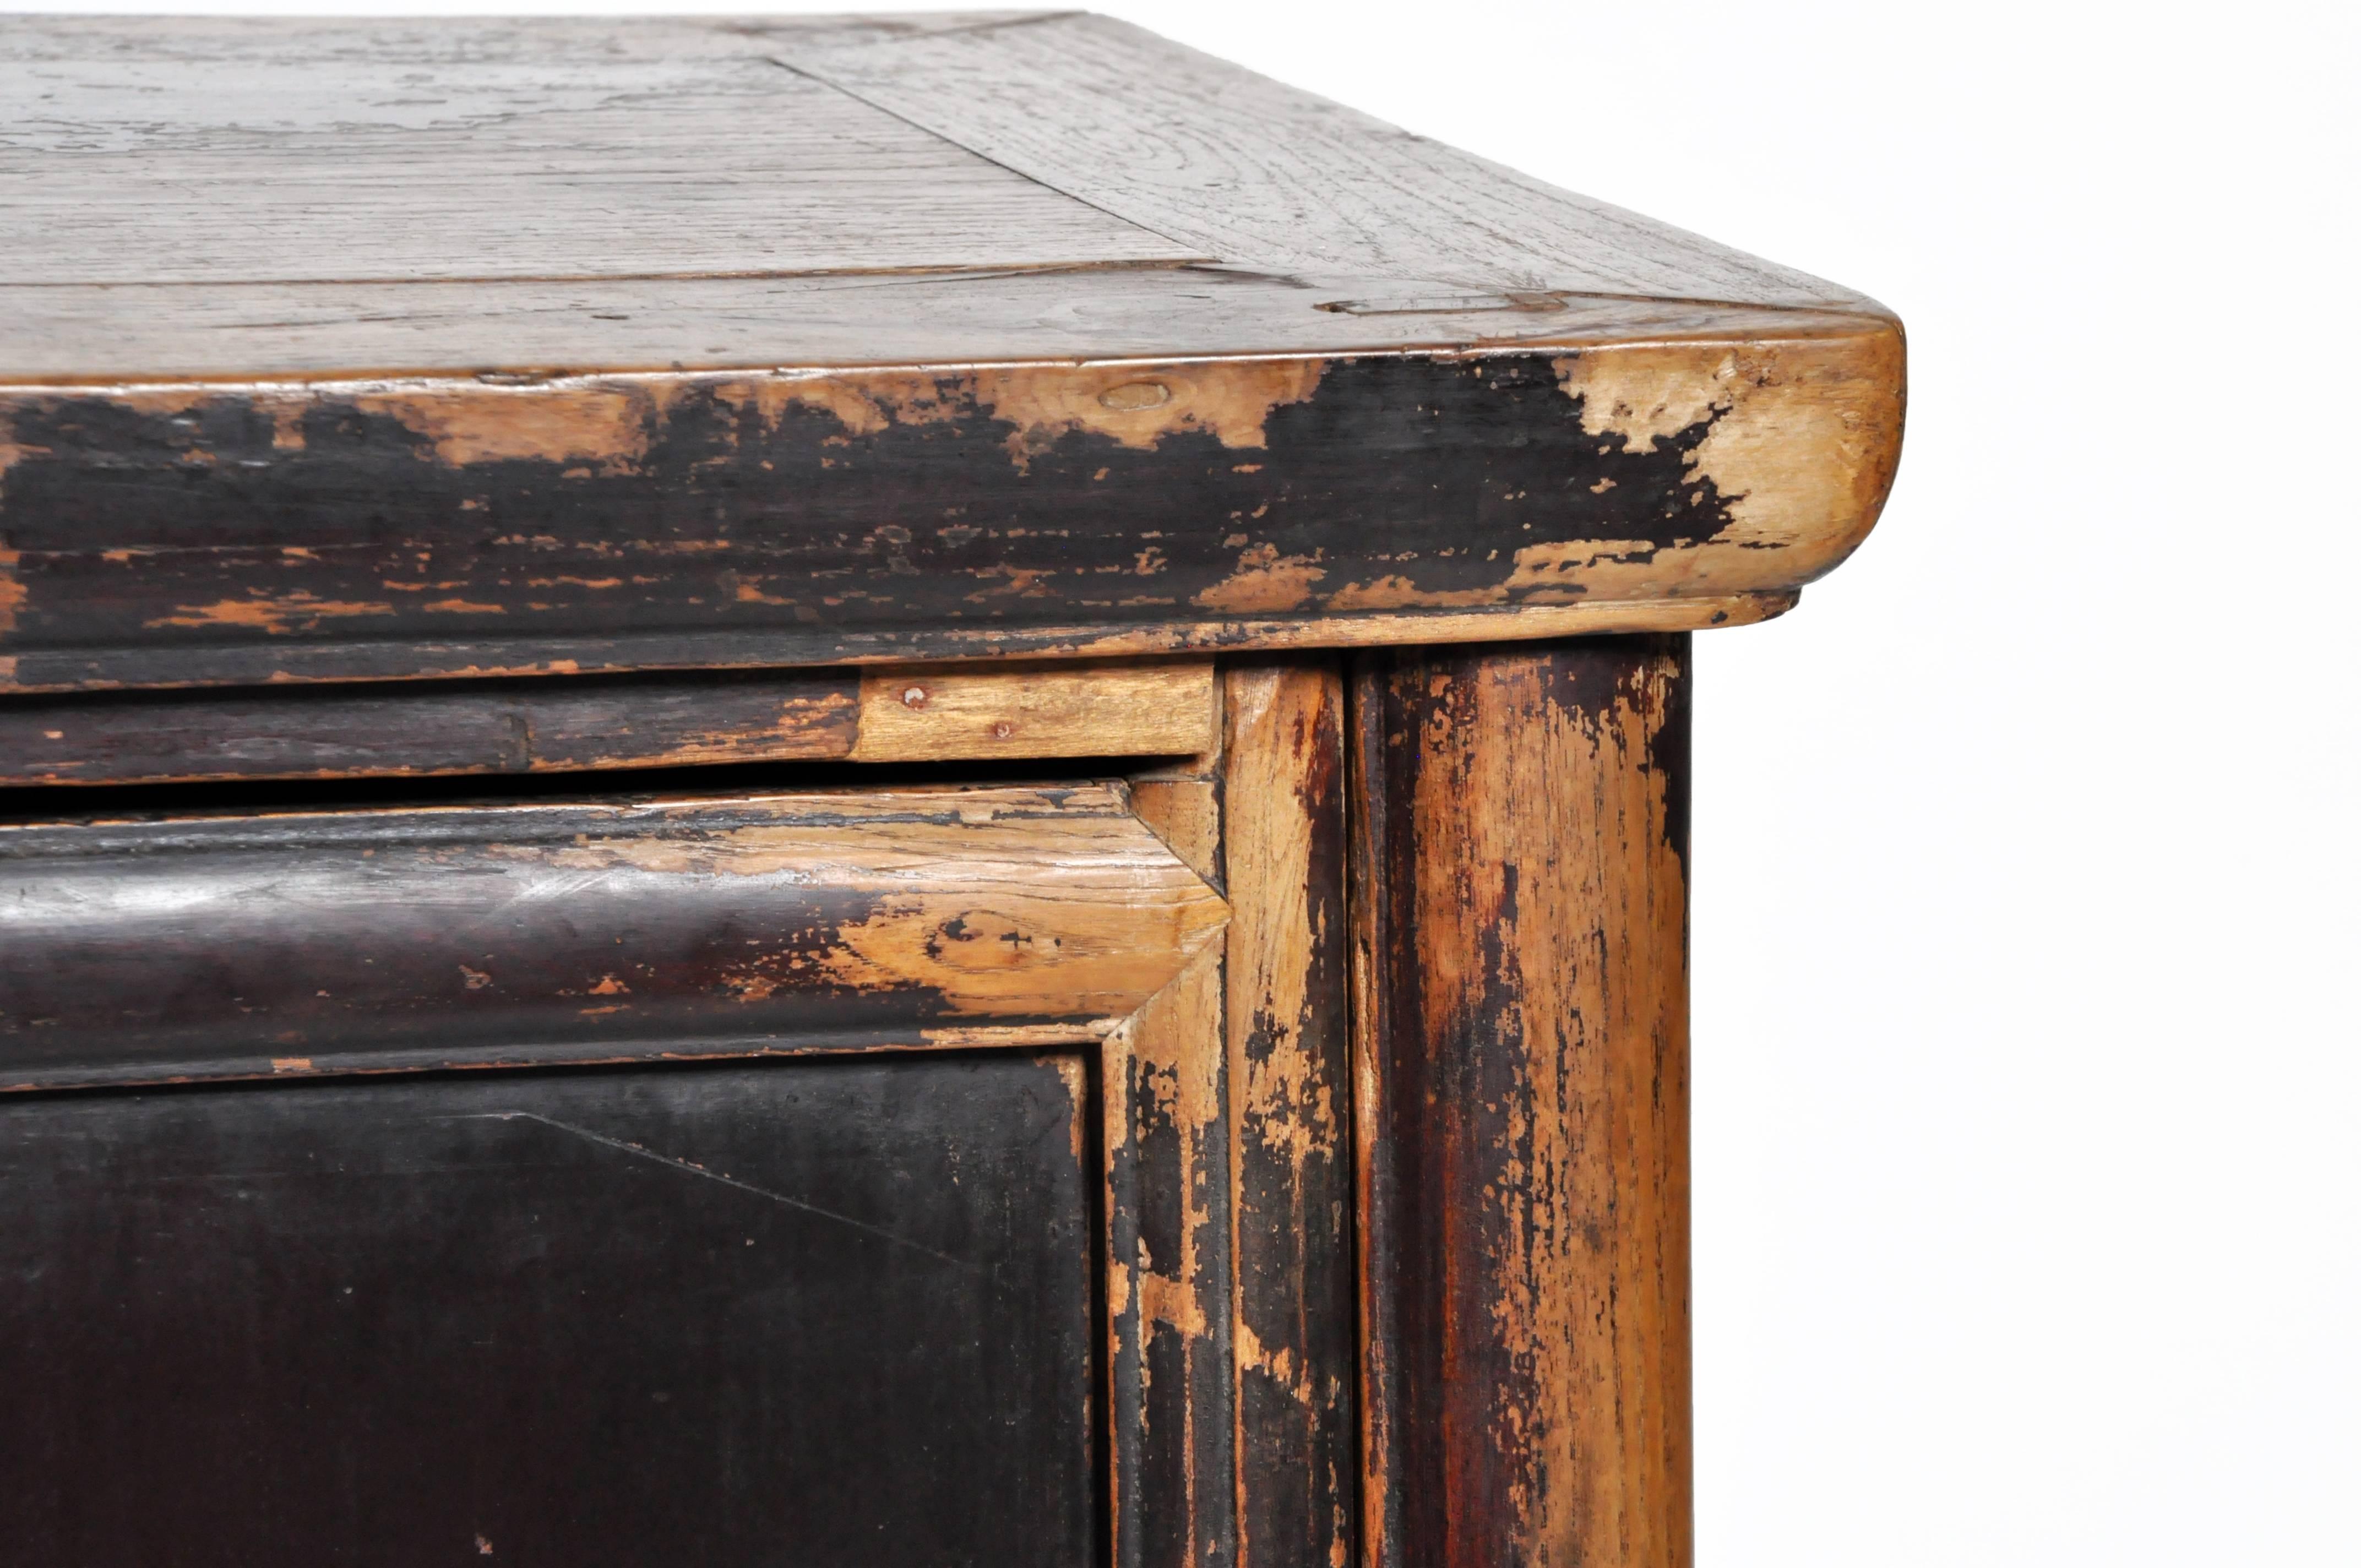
[1352,638,1693,1568]
[1108,939,1236,1568]
[0,668,857,786]
[0,657,1215,786]
[1222,662,1356,1568]
[1106,737,1237,1568]
[0,271,1881,383]
[779,13,1865,309]
[1,16,1195,286]
[0,785,1230,1091]
[851,658,1215,763]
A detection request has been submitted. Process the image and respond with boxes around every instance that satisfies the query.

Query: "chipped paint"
[0,335,1895,693]
[1111,908,1236,1564]
[146,594,396,634]
[717,373,894,439]
[1052,1052,1090,1171]
[971,357,1326,466]
[1138,1266,1211,1339]
[480,788,1230,1021]
[1551,327,1906,592]
[1324,575,1505,612]
[4,592,1792,694]
[1358,641,1693,1568]
[351,381,659,470]
[1194,543,1328,614]
[745,357,1324,474]
[1221,665,1354,1568]
[1233,1319,1315,1406]
[0,788,1228,1090]
[0,551,22,636]
[364,356,1329,489]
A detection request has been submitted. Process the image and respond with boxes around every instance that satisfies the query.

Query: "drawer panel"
[0,1052,1095,1566]
[0,785,1227,1091]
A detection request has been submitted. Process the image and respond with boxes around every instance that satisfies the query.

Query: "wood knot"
[1097,380,1172,411]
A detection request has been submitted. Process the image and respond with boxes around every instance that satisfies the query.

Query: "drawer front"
[0,784,1226,1090]
[0,1050,1095,1566]
[0,777,1238,1565]
[0,662,1359,1568]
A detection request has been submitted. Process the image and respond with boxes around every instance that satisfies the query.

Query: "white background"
[18,1,2358,1561]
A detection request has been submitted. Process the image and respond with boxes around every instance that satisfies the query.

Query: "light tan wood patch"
[351,382,658,470]
[970,357,1326,465]
[483,786,1231,1022]
[1549,325,1906,592]
[850,658,1215,762]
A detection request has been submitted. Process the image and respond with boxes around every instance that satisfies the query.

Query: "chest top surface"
[0,12,1904,691]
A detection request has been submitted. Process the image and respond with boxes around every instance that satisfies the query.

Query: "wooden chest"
[0,14,1903,1566]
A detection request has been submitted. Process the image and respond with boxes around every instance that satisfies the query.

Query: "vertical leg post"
[1352,636,1693,1568]
[1222,662,1356,1568]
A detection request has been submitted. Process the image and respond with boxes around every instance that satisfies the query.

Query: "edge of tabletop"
[0,304,1902,393]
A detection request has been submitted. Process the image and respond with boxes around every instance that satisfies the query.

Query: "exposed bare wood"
[1111,940,1236,1568]
[0,15,1194,287]
[1105,745,1235,1567]
[851,658,1215,763]
[0,275,1883,385]
[1127,721,1227,891]
[777,13,1869,310]
[1221,663,1354,1568]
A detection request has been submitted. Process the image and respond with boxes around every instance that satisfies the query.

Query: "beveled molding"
[0,782,1228,1092]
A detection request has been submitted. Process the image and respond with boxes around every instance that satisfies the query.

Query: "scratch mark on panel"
[456,1110,968,1267]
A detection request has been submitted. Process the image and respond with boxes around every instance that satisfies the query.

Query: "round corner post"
[1352,634,1693,1568]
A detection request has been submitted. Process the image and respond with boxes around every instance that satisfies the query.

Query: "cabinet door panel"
[0,1052,1095,1568]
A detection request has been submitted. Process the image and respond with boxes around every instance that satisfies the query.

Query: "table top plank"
[1,14,1202,287]
[0,12,1905,692]
[775,13,1864,310]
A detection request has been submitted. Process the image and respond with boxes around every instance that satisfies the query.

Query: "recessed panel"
[0,1053,1096,1567]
